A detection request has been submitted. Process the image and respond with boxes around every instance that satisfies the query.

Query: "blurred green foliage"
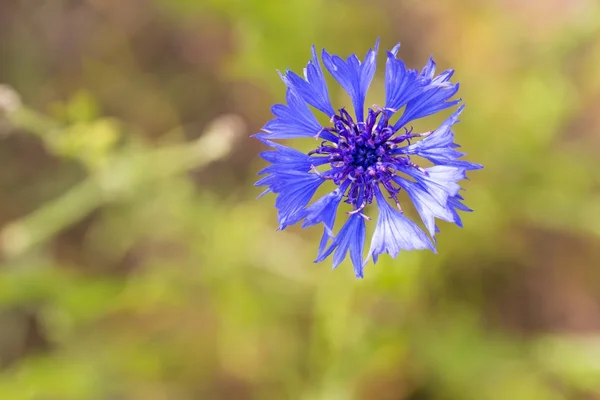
[1,0,600,399]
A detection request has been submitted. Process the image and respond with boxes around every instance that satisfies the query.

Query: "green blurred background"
[1,0,600,399]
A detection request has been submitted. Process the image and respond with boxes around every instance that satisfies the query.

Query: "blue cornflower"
[255,40,482,278]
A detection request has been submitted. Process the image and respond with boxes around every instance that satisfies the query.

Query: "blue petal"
[263,89,335,140]
[394,86,460,130]
[407,105,464,150]
[392,57,460,130]
[254,137,328,200]
[398,106,465,159]
[366,187,434,264]
[421,166,467,196]
[280,46,336,117]
[419,57,456,89]
[256,188,271,199]
[394,165,466,207]
[396,178,456,236]
[322,39,379,122]
[315,213,366,278]
[301,188,345,236]
[264,171,325,230]
[447,194,472,228]
[420,57,437,81]
[256,136,329,174]
[450,193,472,212]
[394,106,483,170]
[302,185,348,260]
[316,229,333,260]
[384,48,426,111]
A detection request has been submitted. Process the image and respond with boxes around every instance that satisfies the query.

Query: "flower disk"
[256,40,482,278]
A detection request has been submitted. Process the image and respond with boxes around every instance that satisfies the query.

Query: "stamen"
[358,213,371,221]
[339,108,354,126]
[346,200,367,215]
[310,165,326,178]
[408,161,428,175]
[315,127,336,140]
[371,104,396,114]
[384,187,403,213]
[395,201,403,213]
[416,130,433,137]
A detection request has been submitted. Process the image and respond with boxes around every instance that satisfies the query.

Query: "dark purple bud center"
[309,107,419,213]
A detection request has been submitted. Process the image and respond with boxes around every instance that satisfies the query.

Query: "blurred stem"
[1,180,102,258]
[1,107,242,258]
[6,107,61,139]
[304,276,358,399]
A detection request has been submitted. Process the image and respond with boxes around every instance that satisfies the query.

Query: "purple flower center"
[309,106,421,213]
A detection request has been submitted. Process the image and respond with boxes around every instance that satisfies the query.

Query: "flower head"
[256,40,481,278]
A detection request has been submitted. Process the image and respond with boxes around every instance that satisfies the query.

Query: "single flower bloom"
[255,40,482,278]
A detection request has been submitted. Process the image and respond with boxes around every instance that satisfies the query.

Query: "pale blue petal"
[394,165,465,207]
[393,106,483,169]
[395,178,456,236]
[366,187,434,264]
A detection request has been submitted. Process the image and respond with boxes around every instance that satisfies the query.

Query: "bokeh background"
[1,0,600,399]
